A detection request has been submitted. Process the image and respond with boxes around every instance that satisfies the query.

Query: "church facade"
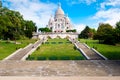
[47,3,73,33]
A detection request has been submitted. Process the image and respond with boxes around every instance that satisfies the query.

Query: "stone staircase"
[69,38,106,60]
[4,38,46,60]
[78,43,104,60]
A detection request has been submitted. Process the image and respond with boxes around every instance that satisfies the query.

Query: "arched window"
[55,23,57,27]
[58,24,60,28]
[55,19,57,21]
[50,27,52,30]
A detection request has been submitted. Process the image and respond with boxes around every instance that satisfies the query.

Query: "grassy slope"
[29,38,84,60]
[79,39,120,60]
[0,39,37,60]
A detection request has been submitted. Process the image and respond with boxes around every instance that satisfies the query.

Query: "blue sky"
[2,0,120,32]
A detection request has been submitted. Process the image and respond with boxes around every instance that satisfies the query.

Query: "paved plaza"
[0,60,120,76]
[0,76,120,80]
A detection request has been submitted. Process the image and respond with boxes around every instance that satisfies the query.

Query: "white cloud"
[100,0,120,9]
[91,0,120,26]
[74,24,86,33]
[4,0,57,28]
[66,0,96,5]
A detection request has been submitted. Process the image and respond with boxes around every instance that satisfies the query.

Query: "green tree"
[66,29,76,32]
[24,20,37,38]
[38,27,52,32]
[0,6,37,40]
[115,21,120,43]
[0,0,2,8]
[94,23,115,44]
[116,21,120,30]
[79,26,95,39]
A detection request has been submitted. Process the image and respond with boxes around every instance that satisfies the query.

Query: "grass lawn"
[0,39,37,60]
[27,38,85,60]
[79,39,120,60]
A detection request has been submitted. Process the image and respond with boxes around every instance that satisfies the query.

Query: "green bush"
[37,56,46,60]
[45,42,49,44]
[58,42,63,44]
[74,46,77,50]
[60,56,70,60]
[74,56,84,60]
[49,56,57,60]
[36,47,40,50]
[28,56,35,60]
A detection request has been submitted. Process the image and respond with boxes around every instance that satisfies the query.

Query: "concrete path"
[4,38,46,60]
[0,76,120,80]
[0,60,120,76]
[69,38,105,60]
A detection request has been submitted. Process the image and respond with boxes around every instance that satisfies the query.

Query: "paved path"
[0,60,120,76]
[5,39,45,60]
[0,77,120,80]
[69,38,105,60]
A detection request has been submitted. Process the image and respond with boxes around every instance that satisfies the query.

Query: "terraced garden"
[79,39,120,60]
[27,38,85,60]
[0,39,37,60]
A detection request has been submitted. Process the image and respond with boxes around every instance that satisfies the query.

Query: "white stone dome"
[55,7,64,15]
[55,3,64,17]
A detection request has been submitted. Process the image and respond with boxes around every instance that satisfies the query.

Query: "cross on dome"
[58,2,61,7]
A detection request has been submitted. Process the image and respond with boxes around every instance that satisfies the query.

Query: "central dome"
[55,7,64,15]
[55,3,64,17]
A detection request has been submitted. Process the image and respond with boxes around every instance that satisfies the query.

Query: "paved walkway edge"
[21,38,48,61]
[0,77,120,80]
[83,43,90,49]
[3,48,22,61]
[91,48,108,60]
[21,41,42,61]
[74,43,90,60]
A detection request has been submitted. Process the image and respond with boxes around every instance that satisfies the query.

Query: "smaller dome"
[65,16,70,23]
[49,15,54,23]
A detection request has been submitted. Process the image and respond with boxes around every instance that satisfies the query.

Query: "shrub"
[36,47,40,50]
[60,56,70,60]
[45,42,49,44]
[74,56,84,60]
[37,56,46,60]
[51,42,56,44]
[74,46,77,50]
[28,56,35,60]
[49,56,57,60]
[58,42,63,44]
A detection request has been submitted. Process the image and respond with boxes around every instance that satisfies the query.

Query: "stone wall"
[32,33,78,39]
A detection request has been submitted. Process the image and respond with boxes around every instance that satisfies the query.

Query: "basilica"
[47,3,73,33]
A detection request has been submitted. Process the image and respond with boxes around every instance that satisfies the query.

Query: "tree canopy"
[94,23,120,45]
[79,26,96,39]
[0,6,37,40]
[66,29,76,32]
[38,27,52,32]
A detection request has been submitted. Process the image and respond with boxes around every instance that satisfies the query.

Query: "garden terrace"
[27,38,85,60]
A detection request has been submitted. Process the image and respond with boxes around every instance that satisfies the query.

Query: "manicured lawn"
[0,39,37,60]
[79,39,120,60]
[27,39,85,60]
